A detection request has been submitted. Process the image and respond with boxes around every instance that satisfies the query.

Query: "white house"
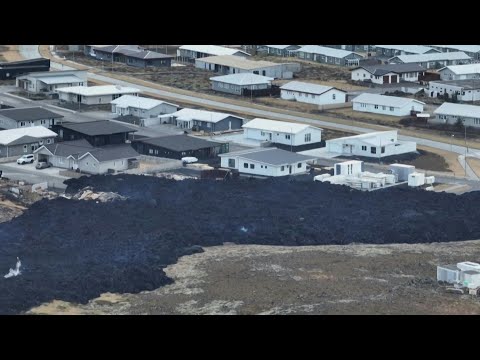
[375,45,439,57]
[261,45,301,57]
[432,102,480,128]
[438,64,480,81]
[280,81,347,105]
[110,95,178,117]
[352,93,425,116]
[56,85,140,105]
[389,52,472,69]
[325,130,417,158]
[16,70,87,94]
[219,147,316,177]
[210,73,274,95]
[242,118,322,148]
[167,108,244,132]
[427,80,480,101]
[350,64,426,84]
[195,55,300,79]
[431,45,480,61]
[294,45,364,66]
[0,126,57,158]
[177,45,250,61]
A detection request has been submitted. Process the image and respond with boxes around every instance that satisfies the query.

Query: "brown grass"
[0,45,23,62]
[466,157,480,178]
[327,107,401,124]
[418,146,464,176]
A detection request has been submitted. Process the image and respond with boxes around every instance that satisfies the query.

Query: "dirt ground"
[418,146,464,175]
[466,157,480,178]
[28,242,480,315]
[0,200,25,223]
[0,45,23,62]
[326,107,401,124]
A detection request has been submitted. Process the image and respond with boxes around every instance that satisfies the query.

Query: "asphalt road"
[16,45,480,179]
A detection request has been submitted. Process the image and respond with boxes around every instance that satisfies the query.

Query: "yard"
[466,157,480,178]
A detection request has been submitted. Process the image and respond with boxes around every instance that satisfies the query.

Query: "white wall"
[79,154,129,174]
[280,88,346,105]
[439,69,480,81]
[352,101,424,116]
[244,127,321,146]
[220,155,309,176]
[428,82,480,101]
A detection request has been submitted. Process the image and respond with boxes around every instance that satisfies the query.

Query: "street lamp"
[451,134,454,152]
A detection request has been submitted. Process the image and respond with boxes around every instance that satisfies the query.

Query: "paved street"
[0,162,69,190]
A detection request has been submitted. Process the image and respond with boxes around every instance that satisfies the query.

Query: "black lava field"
[1,174,480,314]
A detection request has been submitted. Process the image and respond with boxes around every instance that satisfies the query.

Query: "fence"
[318,102,352,111]
[241,85,281,98]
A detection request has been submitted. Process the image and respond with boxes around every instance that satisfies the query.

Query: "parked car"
[35,161,51,170]
[182,157,198,165]
[17,154,34,165]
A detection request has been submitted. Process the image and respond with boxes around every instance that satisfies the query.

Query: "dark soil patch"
[1,174,480,314]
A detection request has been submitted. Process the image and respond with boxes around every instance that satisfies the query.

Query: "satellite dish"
[115,85,122,90]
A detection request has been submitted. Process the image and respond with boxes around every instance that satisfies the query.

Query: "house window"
[39,140,43,145]
[250,164,255,169]
[207,122,211,128]
[297,163,302,168]
[381,146,385,154]
[261,131,265,136]
[228,159,235,167]
[46,139,51,144]
[332,94,336,100]
[285,134,291,140]
[374,105,379,109]
[23,145,27,153]
[382,106,386,110]
[305,133,311,142]
[281,166,285,171]
[390,107,394,111]
[265,166,267,169]
[244,163,248,168]
[40,119,46,125]
[20,122,26,127]
[149,149,153,154]
[155,150,159,155]
[362,146,367,151]
[371,147,377,154]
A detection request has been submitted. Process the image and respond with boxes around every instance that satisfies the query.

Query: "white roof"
[242,118,321,134]
[110,95,178,110]
[438,63,480,75]
[197,55,284,70]
[434,102,480,118]
[390,52,471,63]
[0,126,57,145]
[40,75,84,85]
[328,131,398,145]
[280,81,345,95]
[432,45,480,53]
[56,85,140,96]
[179,45,250,57]
[375,45,437,54]
[171,108,243,123]
[295,45,362,59]
[210,73,274,85]
[352,93,425,107]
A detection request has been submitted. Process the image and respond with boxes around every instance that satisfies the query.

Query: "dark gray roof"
[237,148,315,166]
[88,144,139,161]
[9,135,43,146]
[438,264,459,271]
[120,49,174,60]
[353,63,426,76]
[135,135,222,152]
[0,107,63,122]
[430,79,480,89]
[44,139,93,158]
[60,121,136,136]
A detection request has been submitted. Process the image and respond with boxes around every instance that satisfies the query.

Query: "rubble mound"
[72,187,127,202]
[1,174,480,314]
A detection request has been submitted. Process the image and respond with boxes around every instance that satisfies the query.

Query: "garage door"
[391,75,398,83]
[383,75,389,83]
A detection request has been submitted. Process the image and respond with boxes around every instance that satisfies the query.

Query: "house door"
[31,145,36,152]
[391,75,398,83]
[77,94,82,103]
[269,133,272,141]
[349,145,353,154]
[289,165,292,174]
[383,75,389,84]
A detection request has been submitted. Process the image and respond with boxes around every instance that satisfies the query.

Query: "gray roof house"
[0,126,57,158]
[169,108,244,133]
[0,107,64,130]
[260,45,301,57]
[34,139,139,174]
[432,102,480,128]
[294,45,364,66]
[92,45,174,67]
[375,45,439,57]
[16,70,88,94]
[219,147,316,177]
[210,73,274,95]
[389,52,472,69]
[350,63,426,84]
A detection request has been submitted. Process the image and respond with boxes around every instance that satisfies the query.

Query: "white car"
[181,157,198,164]
[17,154,35,165]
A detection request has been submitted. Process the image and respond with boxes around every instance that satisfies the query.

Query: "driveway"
[0,162,71,190]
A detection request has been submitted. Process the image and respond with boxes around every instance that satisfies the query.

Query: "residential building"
[0,107,63,129]
[177,45,250,62]
[375,45,439,57]
[56,85,140,105]
[280,81,347,105]
[432,103,480,127]
[219,147,316,177]
[325,130,417,158]
[242,118,322,149]
[438,64,480,81]
[0,126,57,158]
[260,45,301,57]
[131,135,229,160]
[431,45,480,61]
[34,139,138,174]
[53,120,136,146]
[210,73,274,95]
[352,93,425,116]
[167,108,244,132]
[111,95,178,117]
[16,70,87,94]
[350,64,426,84]
[195,55,300,79]
[92,45,174,67]
[427,80,480,101]
[389,52,472,69]
[294,45,364,66]
[0,58,50,80]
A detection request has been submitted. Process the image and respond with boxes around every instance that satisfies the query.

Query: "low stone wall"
[0,156,19,164]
